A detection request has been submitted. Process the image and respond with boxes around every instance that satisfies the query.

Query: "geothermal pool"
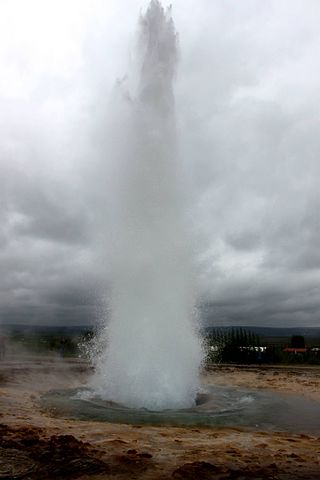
[41,385,320,435]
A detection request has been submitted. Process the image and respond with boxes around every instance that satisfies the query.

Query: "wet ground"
[0,357,320,479]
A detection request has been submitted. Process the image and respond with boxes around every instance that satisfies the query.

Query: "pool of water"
[41,385,320,435]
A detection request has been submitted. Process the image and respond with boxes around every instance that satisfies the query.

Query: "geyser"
[91,0,202,410]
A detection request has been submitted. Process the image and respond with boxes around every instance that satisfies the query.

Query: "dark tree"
[290,335,305,348]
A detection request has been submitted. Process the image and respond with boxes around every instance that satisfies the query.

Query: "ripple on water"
[40,384,320,435]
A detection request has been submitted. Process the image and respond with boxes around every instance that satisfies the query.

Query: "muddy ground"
[0,357,319,479]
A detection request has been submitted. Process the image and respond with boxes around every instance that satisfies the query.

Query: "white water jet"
[92,0,202,410]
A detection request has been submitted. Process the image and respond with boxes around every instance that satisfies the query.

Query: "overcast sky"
[1,0,320,327]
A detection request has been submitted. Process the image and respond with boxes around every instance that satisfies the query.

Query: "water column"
[92,0,202,410]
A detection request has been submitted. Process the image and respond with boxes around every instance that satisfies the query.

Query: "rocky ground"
[0,357,319,479]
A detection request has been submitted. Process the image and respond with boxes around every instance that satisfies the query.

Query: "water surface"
[41,385,320,435]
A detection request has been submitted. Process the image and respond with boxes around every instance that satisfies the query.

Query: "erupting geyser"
[91,0,202,410]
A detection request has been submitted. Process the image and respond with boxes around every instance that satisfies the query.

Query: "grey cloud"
[225,230,261,252]
[1,0,320,327]
[11,187,91,245]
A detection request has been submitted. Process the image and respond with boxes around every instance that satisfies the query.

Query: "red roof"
[283,348,307,353]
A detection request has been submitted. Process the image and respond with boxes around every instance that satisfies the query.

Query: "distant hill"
[0,324,93,336]
[2,323,320,339]
[203,325,320,338]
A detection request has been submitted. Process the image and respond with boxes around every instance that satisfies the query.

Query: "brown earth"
[0,357,319,479]
[205,364,320,402]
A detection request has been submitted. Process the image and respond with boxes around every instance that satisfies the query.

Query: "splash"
[92,0,202,410]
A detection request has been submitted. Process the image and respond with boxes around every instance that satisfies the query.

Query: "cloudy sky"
[1,0,320,327]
